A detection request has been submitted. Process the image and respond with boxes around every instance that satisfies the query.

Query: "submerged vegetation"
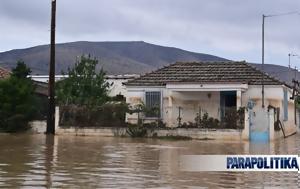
[180,107,245,129]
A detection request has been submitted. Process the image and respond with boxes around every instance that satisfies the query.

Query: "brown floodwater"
[0,133,299,188]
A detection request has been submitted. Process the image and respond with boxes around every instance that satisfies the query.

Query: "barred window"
[145,91,161,118]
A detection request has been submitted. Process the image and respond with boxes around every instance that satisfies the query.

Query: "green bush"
[0,61,37,132]
[126,124,147,137]
[221,107,245,129]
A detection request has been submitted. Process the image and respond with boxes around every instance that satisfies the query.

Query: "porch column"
[236,90,242,110]
[167,95,173,127]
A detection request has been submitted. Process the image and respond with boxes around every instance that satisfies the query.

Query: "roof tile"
[125,61,289,87]
[0,67,10,79]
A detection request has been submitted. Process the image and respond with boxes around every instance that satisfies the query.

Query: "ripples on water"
[0,134,299,188]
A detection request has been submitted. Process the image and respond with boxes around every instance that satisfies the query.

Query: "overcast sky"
[0,0,299,67]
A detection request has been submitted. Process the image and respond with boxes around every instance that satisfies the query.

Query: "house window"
[145,91,161,118]
[283,89,288,121]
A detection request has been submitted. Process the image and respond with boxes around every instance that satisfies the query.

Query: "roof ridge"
[125,61,292,88]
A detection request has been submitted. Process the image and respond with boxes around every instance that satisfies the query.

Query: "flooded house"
[125,61,298,141]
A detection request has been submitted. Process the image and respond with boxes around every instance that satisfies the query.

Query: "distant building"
[29,74,139,97]
[125,61,298,141]
[0,67,10,79]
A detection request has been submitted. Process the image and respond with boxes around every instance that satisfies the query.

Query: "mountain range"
[0,41,298,85]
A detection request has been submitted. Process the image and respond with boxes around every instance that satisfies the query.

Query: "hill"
[0,41,226,74]
[0,41,297,86]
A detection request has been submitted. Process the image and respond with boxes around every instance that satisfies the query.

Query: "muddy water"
[0,134,299,188]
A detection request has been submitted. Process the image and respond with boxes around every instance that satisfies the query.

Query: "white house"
[125,61,298,141]
[29,74,139,97]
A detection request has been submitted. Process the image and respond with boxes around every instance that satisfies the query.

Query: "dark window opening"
[220,91,237,119]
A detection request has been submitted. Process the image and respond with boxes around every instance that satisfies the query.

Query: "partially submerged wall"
[55,127,244,141]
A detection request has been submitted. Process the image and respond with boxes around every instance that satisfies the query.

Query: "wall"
[53,106,245,141]
[166,91,220,127]
[29,120,47,133]
[106,76,139,97]
[242,85,297,130]
[55,127,244,141]
[126,87,221,127]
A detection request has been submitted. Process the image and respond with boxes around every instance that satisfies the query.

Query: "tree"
[11,61,31,78]
[56,55,112,107]
[0,61,37,132]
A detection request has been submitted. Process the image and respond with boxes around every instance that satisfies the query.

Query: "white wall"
[107,78,128,97]
[126,87,220,127]
[166,91,220,127]
[241,85,296,129]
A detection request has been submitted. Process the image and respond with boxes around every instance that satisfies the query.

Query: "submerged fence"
[59,103,128,127]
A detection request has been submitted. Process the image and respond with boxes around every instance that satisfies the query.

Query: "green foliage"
[193,112,219,128]
[110,94,126,102]
[154,135,192,140]
[187,107,245,129]
[11,60,31,78]
[0,62,36,132]
[60,102,129,127]
[129,102,162,126]
[222,107,245,129]
[126,124,148,138]
[56,55,112,107]
[296,96,300,109]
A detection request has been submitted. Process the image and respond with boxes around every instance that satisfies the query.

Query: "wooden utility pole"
[46,0,56,134]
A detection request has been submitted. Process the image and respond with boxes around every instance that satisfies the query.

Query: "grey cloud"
[0,0,299,65]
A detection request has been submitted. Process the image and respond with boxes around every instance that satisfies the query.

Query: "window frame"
[144,91,162,119]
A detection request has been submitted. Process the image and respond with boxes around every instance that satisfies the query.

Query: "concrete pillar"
[55,106,60,131]
[236,90,242,110]
[167,94,173,127]
[268,108,275,141]
[242,109,249,140]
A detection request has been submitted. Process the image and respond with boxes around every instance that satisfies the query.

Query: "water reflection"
[0,134,299,188]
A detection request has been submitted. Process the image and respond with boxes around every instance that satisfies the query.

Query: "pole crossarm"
[264,11,300,18]
[261,11,300,108]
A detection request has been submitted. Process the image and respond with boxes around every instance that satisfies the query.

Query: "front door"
[220,91,237,120]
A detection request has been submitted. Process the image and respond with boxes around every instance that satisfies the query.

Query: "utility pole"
[288,53,299,83]
[288,53,291,68]
[261,11,300,108]
[46,0,56,134]
[261,14,265,108]
[295,66,297,81]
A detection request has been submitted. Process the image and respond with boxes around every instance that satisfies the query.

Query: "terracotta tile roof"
[125,61,289,87]
[0,67,10,79]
